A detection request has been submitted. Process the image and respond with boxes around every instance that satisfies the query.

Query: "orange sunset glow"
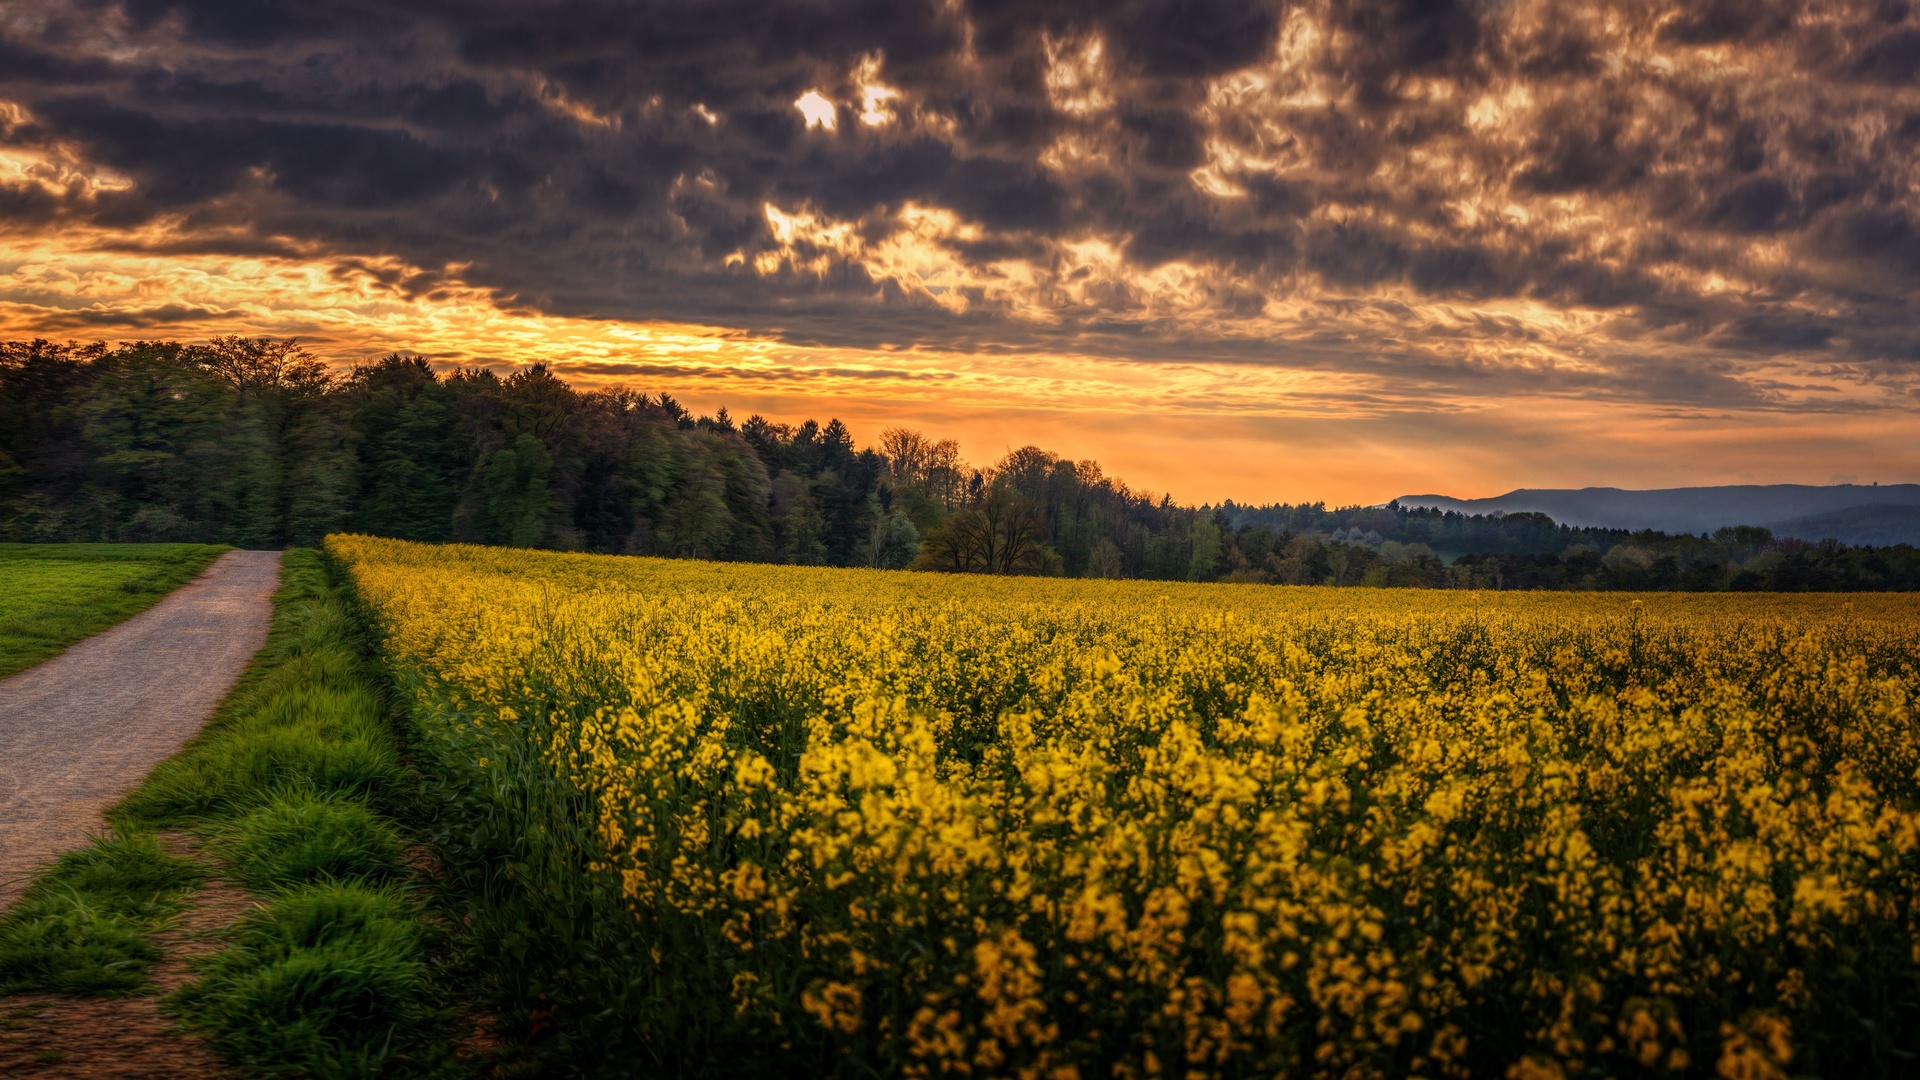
[3,0,1918,504]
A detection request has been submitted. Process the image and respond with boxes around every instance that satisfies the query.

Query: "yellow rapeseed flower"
[328,534,1920,1077]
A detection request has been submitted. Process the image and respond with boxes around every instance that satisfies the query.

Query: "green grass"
[0,549,458,1078]
[0,542,228,678]
[217,793,405,892]
[171,883,429,1079]
[0,834,204,995]
[119,681,402,822]
[143,550,445,1076]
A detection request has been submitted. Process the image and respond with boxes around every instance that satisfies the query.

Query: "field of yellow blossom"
[329,535,1920,1079]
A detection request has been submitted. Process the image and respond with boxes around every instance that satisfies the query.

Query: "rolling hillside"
[1394,484,1920,545]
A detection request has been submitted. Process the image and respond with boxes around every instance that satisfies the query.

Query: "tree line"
[4,338,1915,591]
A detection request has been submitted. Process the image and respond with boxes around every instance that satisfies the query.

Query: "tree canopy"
[4,338,1915,592]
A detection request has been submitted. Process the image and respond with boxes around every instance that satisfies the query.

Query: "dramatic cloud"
[1,0,1916,499]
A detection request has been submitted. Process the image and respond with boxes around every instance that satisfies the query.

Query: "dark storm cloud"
[3,0,1919,410]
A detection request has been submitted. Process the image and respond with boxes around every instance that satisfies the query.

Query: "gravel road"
[0,549,281,908]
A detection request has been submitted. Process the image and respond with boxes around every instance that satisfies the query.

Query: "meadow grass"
[0,542,228,677]
[0,549,457,1078]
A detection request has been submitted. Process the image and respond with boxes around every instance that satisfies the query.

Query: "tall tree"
[916,484,1059,575]
[479,434,555,548]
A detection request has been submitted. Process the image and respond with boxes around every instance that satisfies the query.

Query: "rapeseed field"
[330,535,1920,1078]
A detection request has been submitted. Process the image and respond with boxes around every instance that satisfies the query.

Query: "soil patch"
[0,834,251,1078]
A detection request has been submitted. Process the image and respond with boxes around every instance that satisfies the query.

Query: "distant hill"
[1763,503,1920,547]
[1394,484,1920,545]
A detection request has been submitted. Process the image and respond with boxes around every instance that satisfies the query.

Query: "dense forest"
[4,337,1917,591]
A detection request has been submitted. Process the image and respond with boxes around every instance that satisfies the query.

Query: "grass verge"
[172,883,429,1077]
[0,548,462,1078]
[0,836,203,996]
[0,542,230,678]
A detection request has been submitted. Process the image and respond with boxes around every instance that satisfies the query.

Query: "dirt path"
[0,550,281,908]
[0,832,252,1079]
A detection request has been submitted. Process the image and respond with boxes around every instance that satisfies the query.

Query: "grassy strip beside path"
[0,543,230,678]
[0,549,468,1078]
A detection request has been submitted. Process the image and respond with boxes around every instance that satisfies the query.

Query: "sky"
[2,0,1918,505]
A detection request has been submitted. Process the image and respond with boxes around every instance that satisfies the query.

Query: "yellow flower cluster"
[329,535,1920,1078]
